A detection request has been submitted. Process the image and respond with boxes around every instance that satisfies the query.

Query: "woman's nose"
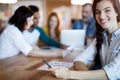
[100,12,106,19]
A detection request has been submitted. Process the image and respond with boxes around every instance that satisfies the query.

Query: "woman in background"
[46,12,60,41]
[0,6,64,59]
[50,0,120,79]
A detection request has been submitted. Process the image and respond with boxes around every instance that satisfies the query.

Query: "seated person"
[73,3,96,46]
[43,12,60,42]
[0,6,64,59]
[50,0,120,79]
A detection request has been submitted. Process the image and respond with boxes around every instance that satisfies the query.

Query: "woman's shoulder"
[3,24,19,33]
[1,24,23,40]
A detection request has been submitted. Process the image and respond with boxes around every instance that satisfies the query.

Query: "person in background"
[50,0,120,79]
[0,6,64,60]
[0,19,6,35]
[45,12,60,42]
[22,5,66,49]
[73,3,96,46]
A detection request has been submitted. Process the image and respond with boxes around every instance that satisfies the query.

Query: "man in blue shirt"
[73,3,96,46]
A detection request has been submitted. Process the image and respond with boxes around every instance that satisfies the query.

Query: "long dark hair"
[47,12,60,41]
[92,0,120,65]
[9,6,33,32]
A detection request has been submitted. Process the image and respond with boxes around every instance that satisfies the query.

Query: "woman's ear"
[23,21,27,29]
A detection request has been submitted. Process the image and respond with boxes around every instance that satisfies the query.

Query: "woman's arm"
[28,45,63,57]
[50,67,108,80]
[36,27,61,48]
[68,69,107,80]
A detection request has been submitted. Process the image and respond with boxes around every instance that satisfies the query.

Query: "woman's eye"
[105,10,111,13]
[95,11,100,14]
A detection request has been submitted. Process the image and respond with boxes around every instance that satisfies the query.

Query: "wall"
[46,0,83,21]
[0,4,11,21]
[46,0,71,18]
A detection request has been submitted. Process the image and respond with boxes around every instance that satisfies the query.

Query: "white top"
[74,39,96,65]
[74,29,120,80]
[0,24,33,59]
[23,29,40,45]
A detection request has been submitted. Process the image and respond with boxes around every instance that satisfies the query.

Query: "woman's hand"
[74,61,89,71]
[49,67,70,79]
[60,44,68,49]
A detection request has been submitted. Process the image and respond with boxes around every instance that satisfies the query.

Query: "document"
[37,61,73,70]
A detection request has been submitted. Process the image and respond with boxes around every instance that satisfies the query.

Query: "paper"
[37,61,73,70]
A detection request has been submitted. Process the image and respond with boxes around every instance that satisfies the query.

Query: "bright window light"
[71,0,92,5]
[0,0,17,4]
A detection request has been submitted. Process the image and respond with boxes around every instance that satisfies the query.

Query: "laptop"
[60,29,85,50]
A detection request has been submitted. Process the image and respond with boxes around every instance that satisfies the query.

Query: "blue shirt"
[72,17,96,37]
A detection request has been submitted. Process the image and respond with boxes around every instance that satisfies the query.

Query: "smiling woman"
[47,12,60,41]
[50,0,120,80]
[95,1,118,31]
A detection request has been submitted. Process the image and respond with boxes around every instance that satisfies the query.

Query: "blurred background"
[0,0,96,47]
[0,0,93,29]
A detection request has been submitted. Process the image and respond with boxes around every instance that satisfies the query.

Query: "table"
[0,54,73,80]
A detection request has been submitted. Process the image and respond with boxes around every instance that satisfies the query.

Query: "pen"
[42,59,52,68]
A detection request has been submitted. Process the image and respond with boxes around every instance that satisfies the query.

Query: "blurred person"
[22,5,66,49]
[0,19,6,35]
[0,6,64,59]
[73,3,96,46]
[46,12,60,42]
[50,0,120,79]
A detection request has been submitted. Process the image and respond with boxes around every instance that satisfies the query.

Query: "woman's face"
[49,16,58,29]
[33,12,40,26]
[25,16,33,29]
[95,0,118,30]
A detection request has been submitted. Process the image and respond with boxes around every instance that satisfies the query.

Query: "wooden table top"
[0,54,74,80]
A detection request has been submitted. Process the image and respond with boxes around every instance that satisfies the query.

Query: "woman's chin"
[101,24,107,29]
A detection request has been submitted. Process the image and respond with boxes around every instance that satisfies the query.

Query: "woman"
[23,5,66,49]
[0,6,63,59]
[46,12,60,41]
[50,0,120,79]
